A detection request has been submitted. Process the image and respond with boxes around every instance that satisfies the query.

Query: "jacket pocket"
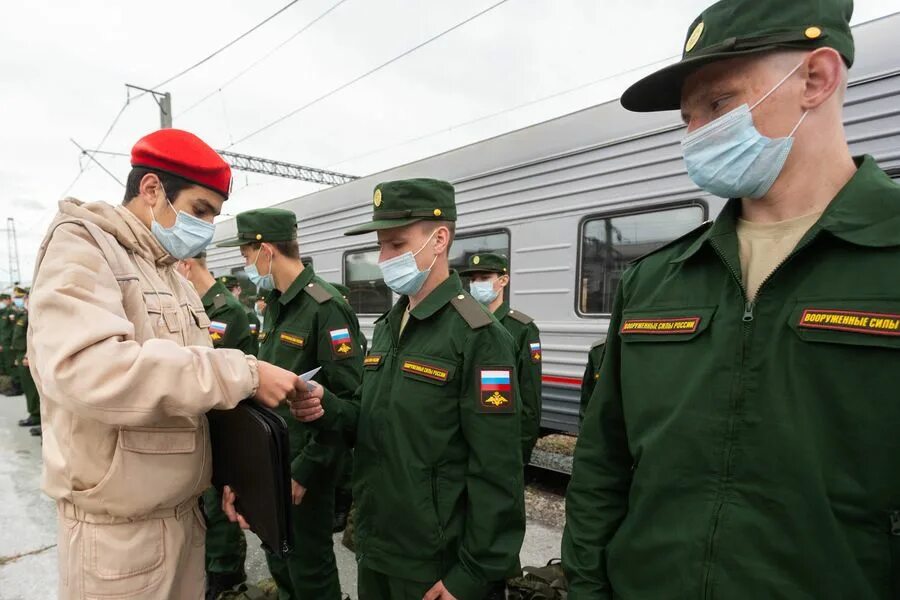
[72,426,202,518]
[789,300,900,350]
[84,519,165,597]
[619,306,717,343]
[143,292,183,341]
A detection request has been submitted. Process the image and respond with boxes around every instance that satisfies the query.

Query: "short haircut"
[422,220,456,251]
[247,240,301,260]
[123,167,195,205]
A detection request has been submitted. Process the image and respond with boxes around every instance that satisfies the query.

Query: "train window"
[344,248,392,315]
[579,205,704,314]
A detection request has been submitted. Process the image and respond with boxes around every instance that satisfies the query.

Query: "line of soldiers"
[0,288,42,437]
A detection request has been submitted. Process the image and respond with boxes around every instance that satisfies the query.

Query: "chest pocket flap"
[143,293,182,334]
[620,306,716,343]
[790,300,900,350]
[399,354,458,386]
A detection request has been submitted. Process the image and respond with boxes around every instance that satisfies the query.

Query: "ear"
[433,225,451,255]
[498,274,510,289]
[138,173,164,209]
[801,48,844,110]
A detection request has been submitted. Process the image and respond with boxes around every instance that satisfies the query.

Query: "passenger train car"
[209,12,900,434]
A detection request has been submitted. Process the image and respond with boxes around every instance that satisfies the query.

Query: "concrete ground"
[0,396,563,599]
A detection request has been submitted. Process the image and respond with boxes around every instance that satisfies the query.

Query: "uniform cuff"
[290,456,316,488]
[316,387,343,431]
[443,564,487,600]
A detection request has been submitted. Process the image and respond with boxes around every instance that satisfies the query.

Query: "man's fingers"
[236,514,250,530]
[422,583,441,600]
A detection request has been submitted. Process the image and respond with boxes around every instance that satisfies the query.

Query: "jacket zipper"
[703,230,821,597]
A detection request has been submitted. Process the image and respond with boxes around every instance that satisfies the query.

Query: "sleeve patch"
[529,342,542,363]
[209,321,227,343]
[478,368,515,413]
[280,332,305,348]
[329,327,355,359]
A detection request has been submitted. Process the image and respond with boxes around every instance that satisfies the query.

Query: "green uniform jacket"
[577,340,605,426]
[202,281,258,356]
[316,272,525,600]
[258,266,363,489]
[495,304,542,464]
[10,310,27,364]
[0,307,13,351]
[563,156,900,599]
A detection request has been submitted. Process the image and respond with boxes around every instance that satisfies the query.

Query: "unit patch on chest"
[280,332,305,348]
[402,360,449,382]
[364,354,383,367]
[258,330,269,343]
[208,321,227,343]
[329,328,355,359]
[620,316,700,335]
[798,308,900,336]
[478,368,514,414]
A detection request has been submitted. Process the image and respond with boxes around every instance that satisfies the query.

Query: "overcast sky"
[1,0,896,284]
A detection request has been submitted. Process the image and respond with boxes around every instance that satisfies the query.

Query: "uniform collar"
[201,280,226,310]
[673,155,900,263]
[403,270,463,321]
[494,303,511,321]
[274,265,316,306]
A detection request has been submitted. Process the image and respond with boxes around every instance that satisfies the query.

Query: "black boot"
[29,426,42,437]
[18,415,39,427]
[206,570,246,600]
[333,489,352,533]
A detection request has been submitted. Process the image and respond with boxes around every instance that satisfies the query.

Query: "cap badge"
[433,208,442,217]
[685,21,704,53]
[805,26,822,39]
[373,189,382,207]
[473,256,480,265]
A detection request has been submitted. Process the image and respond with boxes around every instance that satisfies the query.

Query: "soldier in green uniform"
[0,293,10,380]
[220,275,261,343]
[5,290,24,397]
[563,0,900,597]
[462,252,542,466]
[177,253,256,599]
[12,289,41,435]
[577,340,604,426]
[219,208,364,600]
[284,179,526,600]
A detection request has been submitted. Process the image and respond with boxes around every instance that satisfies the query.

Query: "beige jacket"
[28,199,258,519]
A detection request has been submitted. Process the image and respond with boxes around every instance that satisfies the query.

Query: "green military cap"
[218,208,298,247]
[344,178,456,236]
[621,0,854,112]
[460,252,509,276]
[0,293,10,300]
[12,286,26,297]
[219,275,239,288]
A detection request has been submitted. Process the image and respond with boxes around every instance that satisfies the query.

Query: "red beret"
[131,129,232,199]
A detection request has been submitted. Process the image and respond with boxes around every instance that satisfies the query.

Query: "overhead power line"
[81,149,356,187]
[178,0,352,118]
[150,0,302,92]
[71,139,124,187]
[328,53,681,169]
[227,0,512,148]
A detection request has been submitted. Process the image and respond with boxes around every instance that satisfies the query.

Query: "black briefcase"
[207,400,293,557]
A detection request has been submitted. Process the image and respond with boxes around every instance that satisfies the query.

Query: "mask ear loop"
[788,110,810,137]
[750,60,806,111]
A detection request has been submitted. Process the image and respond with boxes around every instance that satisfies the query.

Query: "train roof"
[212,11,900,246]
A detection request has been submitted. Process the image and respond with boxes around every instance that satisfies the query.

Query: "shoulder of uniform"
[304,280,334,304]
[213,293,227,309]
[506,308,534,325]
[450,293,493,329]
[590,338,606,350]
[631,220,713,265]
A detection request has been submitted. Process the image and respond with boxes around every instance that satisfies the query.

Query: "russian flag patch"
[209,321,227,343]
[479,368,514,413]
[330,327,355,359]
[530,342,542,363]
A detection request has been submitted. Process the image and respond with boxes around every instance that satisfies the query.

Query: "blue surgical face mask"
[13,298,24,309]
[0,302,7,310]
[470,280,500,305]
[682,61,808,200]
[150,188,216,260]
[245,247,275,291]
[378,229,438,296]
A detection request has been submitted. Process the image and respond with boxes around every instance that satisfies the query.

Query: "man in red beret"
[28,129,304,599]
